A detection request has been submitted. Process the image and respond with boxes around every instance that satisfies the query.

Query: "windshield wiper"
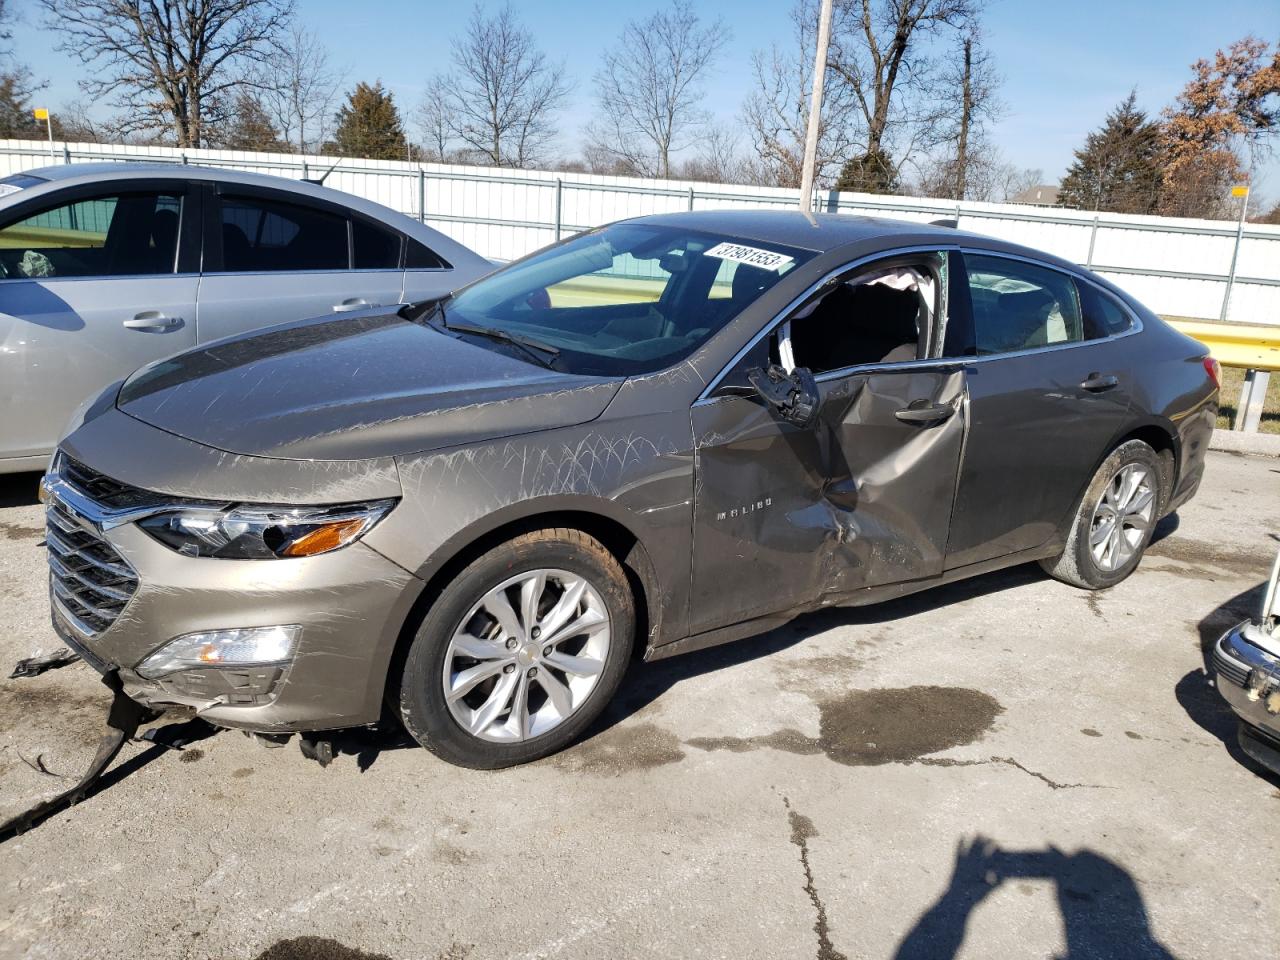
[398,294,453,326]
[445,320,561,369]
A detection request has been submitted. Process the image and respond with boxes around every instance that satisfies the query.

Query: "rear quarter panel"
[1108,303,1217,512]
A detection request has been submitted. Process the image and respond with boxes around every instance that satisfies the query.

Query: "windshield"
[441,223,815,376]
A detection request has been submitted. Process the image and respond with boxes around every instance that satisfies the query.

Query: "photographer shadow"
[894,837,1178,960]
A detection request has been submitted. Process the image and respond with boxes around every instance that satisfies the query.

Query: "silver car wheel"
[1089,463,1156,573]
[442,568,612,743]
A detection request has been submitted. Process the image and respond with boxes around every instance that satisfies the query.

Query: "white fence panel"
[1,138,1277,324]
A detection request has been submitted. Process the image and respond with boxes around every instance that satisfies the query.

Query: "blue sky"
[10,0,1280,195]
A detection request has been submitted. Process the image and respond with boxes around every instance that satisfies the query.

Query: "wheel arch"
[383,498,665,707]
[1103,418,1180,514]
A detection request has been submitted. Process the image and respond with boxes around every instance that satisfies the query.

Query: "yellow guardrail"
[1167,320,1280,372]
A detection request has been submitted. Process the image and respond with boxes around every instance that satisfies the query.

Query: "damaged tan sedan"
[41,211,1218,769]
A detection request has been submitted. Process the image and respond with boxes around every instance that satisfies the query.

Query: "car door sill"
[645,542,1061,662]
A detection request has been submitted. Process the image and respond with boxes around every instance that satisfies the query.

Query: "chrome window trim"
[696,244,953,402]
[695,245,1144,405]
[198,268,372,279]
[958,247,1143,342]
[0,271,200,284]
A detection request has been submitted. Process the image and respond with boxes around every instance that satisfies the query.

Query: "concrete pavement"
[1,451,1277,960]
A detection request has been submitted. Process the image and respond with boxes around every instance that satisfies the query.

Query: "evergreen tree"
[332,81,408,160]
[0,68,44,138]
[834,149,899,195]
[1058,92,1162,214]
[212,91,284,150]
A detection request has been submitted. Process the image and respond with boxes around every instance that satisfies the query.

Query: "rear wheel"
[1040,440,1162,590]
[399,527,634,768]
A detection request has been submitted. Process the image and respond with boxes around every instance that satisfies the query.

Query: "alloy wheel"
[442,568,611,743]
[1089,463,1156,573]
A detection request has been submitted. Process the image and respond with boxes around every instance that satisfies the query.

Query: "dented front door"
[688,367,967,634]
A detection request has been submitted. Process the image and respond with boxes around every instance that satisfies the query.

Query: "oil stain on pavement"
[0,521,43,541]
[549,721,686,774]
[0,684,112,747]
[688,686,1004,766]
[253,938,393,960]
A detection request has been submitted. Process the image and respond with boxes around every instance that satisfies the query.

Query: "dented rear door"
[688,365,966,635]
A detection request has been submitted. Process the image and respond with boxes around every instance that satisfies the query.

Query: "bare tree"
[56,97,112,141]
[587,1,728,178]
[39,0,292,147]
[826,0,979,190]
[446,4,569,167]
[910,22,1001,199]
[905,134,1041,203]
[415,74,453,162]
[676,125,750,183]
[743,0,862,188]
[945,24,1000,198]
[258,23,342,152]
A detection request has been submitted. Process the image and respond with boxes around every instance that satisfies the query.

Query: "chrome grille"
[1212,638,1251,689]
[59,455,160,509]
[46,492,139,639]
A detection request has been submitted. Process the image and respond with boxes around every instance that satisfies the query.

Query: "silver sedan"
[0,163,493,473]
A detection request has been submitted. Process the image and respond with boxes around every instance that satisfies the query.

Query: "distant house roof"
[1011,185,1060,206]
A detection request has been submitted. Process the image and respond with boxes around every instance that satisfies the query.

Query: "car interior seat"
[994,288,1055,350]
[789,282,921,373]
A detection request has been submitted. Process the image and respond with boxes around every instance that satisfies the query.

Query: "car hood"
[117,311,624,460]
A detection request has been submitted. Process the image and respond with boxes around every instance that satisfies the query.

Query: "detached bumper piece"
[1212,621,1280,777]
[0,671,156,842]
[9,648,80,679]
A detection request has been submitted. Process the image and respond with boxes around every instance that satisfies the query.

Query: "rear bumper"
[1211,621,1280,772]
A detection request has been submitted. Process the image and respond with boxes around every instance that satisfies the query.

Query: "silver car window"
[0,192,182,279]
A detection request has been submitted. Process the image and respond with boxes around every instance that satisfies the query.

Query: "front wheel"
[399,527,634,769]
[1040,439,1163,590]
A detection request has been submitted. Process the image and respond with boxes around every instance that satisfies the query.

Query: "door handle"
[1081,372,1119,393]
[123,311,183,332]
[895,401,956,424]
[333,298,377,313]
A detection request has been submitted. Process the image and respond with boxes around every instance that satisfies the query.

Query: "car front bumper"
[48,500,424,734]
[1211,621,1280,774]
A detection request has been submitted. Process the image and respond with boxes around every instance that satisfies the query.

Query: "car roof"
[3,162,491,270]
[631,209,976,252]
[17,161,348,197]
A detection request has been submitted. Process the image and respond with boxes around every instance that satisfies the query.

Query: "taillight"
[1203,357,1221,388]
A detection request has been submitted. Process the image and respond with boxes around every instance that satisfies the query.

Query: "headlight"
[137,625,300,678]
[137,499,396,559]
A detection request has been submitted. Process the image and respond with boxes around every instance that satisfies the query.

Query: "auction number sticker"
[704,242,794,272]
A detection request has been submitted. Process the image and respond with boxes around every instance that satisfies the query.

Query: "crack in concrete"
[914,755,1106,790]
[783,797,847,960]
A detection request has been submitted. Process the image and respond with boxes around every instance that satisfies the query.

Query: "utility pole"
[798,0,834,213]
[955,34,972,202]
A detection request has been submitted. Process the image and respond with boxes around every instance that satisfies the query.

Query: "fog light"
[137,625,300,679]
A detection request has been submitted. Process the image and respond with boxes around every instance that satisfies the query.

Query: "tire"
[399,527,634,769]
[1039,439,1163,590]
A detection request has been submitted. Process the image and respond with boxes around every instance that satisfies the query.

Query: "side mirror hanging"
[747,364,820,428]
